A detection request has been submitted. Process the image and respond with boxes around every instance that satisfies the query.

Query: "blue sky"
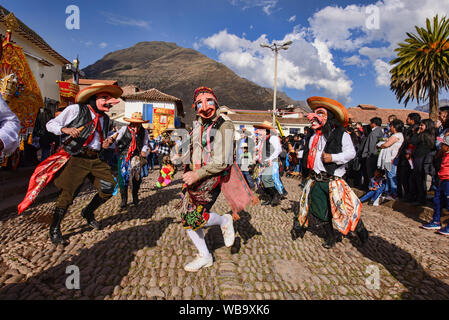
[3,0,449,109]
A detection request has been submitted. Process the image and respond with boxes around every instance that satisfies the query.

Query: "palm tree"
[390,15,449,121]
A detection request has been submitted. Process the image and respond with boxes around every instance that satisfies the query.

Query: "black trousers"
[362,155,378,190]
[411,157,427,203]
[397,164,411,199]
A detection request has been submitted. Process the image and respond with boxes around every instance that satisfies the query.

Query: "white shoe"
[373,198,380,206]
[221,214,235,247]
[184,253,213,272]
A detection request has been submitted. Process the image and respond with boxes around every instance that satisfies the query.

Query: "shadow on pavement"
[349,235,449,299]
[0,217,174,300]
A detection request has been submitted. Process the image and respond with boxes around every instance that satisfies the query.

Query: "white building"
[219,108,309,137]
[0,7,70,103]
[121,88,184,136]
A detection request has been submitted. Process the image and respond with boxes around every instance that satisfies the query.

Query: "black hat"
[440,105,449,112]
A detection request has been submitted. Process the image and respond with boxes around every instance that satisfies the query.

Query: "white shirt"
[266,135,282,162]
[309,132,356,177]
[0,96,21,154]
[46,104,105,151]
[112,125,149,154]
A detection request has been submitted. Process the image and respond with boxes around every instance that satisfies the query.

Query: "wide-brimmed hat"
[163,124,176,132]
[75,82,123,104]
[307,96,349,126]
[142,123,154,130]
[253,121,275,130]
[123,112,149,124]
[241,143,248,148]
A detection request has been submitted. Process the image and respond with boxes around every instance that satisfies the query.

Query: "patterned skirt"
[177,175,221,231]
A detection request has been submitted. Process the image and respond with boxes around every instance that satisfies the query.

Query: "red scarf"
[84,105,104,147]
[307,130,322,170]
[126,126,138,162]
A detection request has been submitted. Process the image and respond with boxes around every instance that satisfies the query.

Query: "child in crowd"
[360,168,386,206]
[156,155,175,188]
[421,135,449,235]
[239,144,255,189]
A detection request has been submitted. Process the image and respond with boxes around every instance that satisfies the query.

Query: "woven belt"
[76,147,100,159]
[310,171,338,182]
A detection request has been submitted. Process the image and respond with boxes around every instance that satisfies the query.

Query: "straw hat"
[163,124,176,133]
[123,112,149,124]
[253,121,275,130]
[75,82,123,104]
[142,123,154,130]
[307,96,349,126]
[241,143,248,148]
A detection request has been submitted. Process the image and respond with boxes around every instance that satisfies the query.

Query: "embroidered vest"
[302,126,345,176]
[62,104,110,155]
[116,126,146,156]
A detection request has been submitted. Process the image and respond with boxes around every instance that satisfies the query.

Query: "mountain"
[414,99,449,113]
[82,41,297,123]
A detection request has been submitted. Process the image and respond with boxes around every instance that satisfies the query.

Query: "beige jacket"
[189,109,235,180]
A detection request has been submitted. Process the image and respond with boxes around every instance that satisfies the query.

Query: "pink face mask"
[194,92,217,119]
[95,92,120,112]
[307,107,328,130]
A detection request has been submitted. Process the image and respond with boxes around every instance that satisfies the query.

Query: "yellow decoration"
[0,40,44,135]
[153,108,175,138]
[275,116,285,137]
[27,133,32,144]
[19,137,24,151]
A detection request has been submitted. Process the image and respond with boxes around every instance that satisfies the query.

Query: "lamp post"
[260,40,292,127]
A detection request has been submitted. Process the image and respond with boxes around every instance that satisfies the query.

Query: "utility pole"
[260,41,293,127]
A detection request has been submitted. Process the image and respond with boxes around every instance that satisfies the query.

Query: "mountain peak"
[82,41,296,122]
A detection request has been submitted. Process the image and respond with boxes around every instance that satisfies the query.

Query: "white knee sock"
[205,212,227,228]
[186,229,210,257]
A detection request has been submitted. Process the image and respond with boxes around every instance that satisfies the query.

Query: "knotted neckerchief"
[307,129,322,170]
[83,105,104,147]
[126,126,139,162]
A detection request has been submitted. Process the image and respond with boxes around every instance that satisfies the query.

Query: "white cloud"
[101,12,150,29]
[99,42,108,49]
[309,0,449,60]
[373,59,392,87]
[308,0,449,88]
[343,55,369,67]
[197,29,353,103]
[288,15,296,23]
[230,0,278,15]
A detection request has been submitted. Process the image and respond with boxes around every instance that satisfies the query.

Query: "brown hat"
[123,112,149,124]
[75,82,123,104]
[253,121,275,130]
[307,96,349,126]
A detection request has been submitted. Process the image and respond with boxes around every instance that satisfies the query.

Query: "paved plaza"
[0,170,448,300]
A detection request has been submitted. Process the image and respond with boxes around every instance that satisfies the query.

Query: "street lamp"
[260,40,293,127]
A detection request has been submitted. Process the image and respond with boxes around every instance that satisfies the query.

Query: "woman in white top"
[378,119,405,199]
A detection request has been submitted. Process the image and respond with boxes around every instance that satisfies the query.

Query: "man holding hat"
[106,112,149,209]
[292,96,369,249]
[45,83,122,245]
[254,121,284,206]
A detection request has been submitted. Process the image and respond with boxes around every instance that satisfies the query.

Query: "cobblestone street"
[0,170,448,300]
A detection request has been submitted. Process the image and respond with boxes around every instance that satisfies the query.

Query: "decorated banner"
[57,81,79,107]
[0,40,44,135]
[153,107,175,137]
